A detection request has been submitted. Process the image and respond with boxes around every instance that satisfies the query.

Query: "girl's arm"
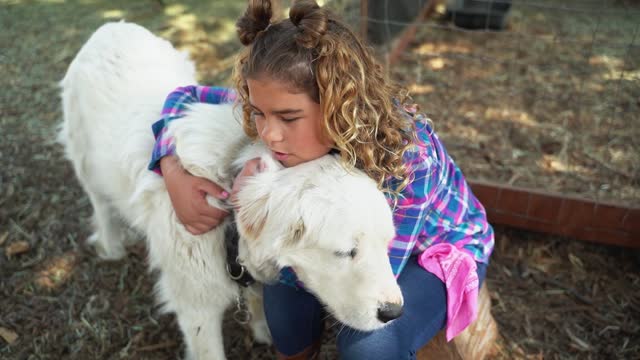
[149,86,237,235]
[388,119,494,276]
[387,141,442,277]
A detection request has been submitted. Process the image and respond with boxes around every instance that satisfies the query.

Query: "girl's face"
[247,77,333,168]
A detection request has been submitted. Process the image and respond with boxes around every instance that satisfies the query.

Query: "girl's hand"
[231,158,265,206]
[160,156,230,235]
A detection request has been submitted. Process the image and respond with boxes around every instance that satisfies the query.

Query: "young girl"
[148,0,494,359]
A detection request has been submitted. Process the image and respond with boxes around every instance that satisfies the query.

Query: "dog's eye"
[334,248,357,259]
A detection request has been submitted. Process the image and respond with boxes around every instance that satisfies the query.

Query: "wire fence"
[327,0,639,208]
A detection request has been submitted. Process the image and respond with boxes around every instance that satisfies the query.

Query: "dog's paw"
[250,319,272,345]
[88,233,126,260]
[182,349,196,360]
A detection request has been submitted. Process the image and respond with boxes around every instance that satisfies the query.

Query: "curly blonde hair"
[233,0,417,197]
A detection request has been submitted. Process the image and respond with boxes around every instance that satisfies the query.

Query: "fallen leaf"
[35,252,78,289]
[568,253,584,269]
[565,327,592,351]
[5,241,30,257]
[0,327,18,344]
[0,232,8,246]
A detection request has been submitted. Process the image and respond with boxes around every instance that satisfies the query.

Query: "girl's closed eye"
[281,116,300,122]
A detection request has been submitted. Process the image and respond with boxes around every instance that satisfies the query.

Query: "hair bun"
[289,0,328,49]
[236,0,273,46]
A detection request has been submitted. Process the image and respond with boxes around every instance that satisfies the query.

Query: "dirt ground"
[392,0,640,206]
[1,1,639,359]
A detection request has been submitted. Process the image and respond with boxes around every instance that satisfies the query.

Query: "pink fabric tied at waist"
[418,243,479,341]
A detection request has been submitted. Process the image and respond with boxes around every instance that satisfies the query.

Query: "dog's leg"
[175,306,227,360]
[246,285,272,345]
[86,190,126,260]
[152,245,233,360]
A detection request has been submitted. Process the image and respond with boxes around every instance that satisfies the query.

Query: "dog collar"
[224,215,255,288]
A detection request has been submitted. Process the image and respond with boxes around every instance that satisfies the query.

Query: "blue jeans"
[263,256,488,359]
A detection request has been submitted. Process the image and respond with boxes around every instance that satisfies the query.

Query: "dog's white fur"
[60,22,402,359]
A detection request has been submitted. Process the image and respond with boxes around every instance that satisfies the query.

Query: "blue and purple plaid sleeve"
[148,86,237,174]
[385,110,494,277]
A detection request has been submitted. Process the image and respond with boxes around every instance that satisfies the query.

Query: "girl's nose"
[260,118,284,143]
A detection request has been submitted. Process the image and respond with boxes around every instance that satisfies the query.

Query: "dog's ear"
[283,217,306,248]
[236,191,269,241]
[234,151,288,241]
[236,168,307,248]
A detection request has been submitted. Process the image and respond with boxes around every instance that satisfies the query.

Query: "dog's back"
[60,22,197,215]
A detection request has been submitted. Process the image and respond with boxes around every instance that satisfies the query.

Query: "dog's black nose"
[377,302,403,323]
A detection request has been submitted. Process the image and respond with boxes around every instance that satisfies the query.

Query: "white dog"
[60,22,403,360]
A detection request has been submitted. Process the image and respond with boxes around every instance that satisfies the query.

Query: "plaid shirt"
[149,86,494,277]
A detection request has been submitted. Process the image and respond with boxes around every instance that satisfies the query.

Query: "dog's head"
[235,153,404,331]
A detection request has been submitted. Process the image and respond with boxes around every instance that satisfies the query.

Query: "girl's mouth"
[273,151,289,161]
